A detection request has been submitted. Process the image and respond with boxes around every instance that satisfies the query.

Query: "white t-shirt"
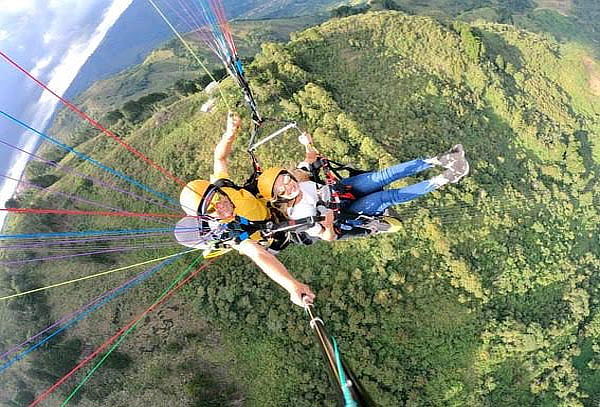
[287,181,331,237]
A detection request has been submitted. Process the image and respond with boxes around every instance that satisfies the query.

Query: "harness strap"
[213,178,242,190]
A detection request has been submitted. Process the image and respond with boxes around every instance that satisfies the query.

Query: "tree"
[122,100,144,122]
[30,174,60,188]
[138,92,167,106]
[5,197,20,208]
[503,0,535,13]
[331,5,369,18]
[382,0,401,10]
[104,110,124,126]
[369,0,402,11]
[175,79,199,96]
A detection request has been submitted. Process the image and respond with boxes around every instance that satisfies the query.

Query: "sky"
[0,0,134,229]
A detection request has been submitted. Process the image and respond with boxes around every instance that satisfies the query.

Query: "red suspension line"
[209,0,237,55]
[28,260,214,407]
[0,51,187,188]
[167,0,225,60]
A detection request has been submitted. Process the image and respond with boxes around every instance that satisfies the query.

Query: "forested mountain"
[64,0,336,106]
[222,0,344,18]
[1,9,600,407]
[342,0,600,53]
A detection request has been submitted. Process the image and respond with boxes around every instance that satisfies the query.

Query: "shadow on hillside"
[479,30,525,71]
[575,130,600,193]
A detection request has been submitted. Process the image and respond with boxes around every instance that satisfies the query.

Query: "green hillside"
[346,0,600,54]
[74,16,324,112]
[2,10,600,407]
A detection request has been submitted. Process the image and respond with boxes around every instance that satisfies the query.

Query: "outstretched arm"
[213,111,242,176]
[235,240,315,306]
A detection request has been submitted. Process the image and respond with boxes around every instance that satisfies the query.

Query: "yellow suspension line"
[0,248,200,302]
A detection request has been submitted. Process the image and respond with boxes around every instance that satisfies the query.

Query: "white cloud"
[42,31,57,45]
[0,30,8,42]
[48,0,71,9]
[47,0,85,9]
[36,0,134,108]
[0,0,134,228]
[30,55,53,77]
[0,0,37,14]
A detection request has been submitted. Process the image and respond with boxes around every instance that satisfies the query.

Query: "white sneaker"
[441,157,470,183]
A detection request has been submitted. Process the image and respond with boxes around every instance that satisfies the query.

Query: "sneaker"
[450,144,465,158]
[380,216,402,233]
[430,144,465,168]
[362,216,402,234]
[441,157,470,184]
[383,206,401,219]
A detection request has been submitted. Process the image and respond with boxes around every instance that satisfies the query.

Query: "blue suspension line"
[0,228,172,240]
[197,0,231,61]
[0,257,178,373]
[235,59,244,75]
[0,110,178,206]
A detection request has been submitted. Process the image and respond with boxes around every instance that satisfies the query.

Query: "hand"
[289,282,315,307]
[298,132,313,146]
[225,111,242,137]
[321,209,335,229]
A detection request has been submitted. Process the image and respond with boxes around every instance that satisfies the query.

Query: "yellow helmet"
[180,179,213,216]
[257,167,286,200]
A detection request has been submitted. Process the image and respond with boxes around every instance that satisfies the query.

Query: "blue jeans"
[340,159,437,215]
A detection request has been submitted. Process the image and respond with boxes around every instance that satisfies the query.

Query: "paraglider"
[256,135,469,241]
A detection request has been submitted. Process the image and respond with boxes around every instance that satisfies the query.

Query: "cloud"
[30,56,54,77]
[48,0,73,9]
[0,30,8,42]
[0,1,110,53]
[0,0,134,228]
[36,0,134,108]
[42,31,57,45]
[0,0,36,14]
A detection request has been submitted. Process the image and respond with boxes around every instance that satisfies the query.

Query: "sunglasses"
[275,173,294,197]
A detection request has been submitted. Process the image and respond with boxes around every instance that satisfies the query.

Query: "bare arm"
[235,240,315,306]
[213,111,241,176]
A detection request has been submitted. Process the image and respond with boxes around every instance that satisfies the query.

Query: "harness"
[203,178,317,251]
[203,120,385,249]
[307,157,363,210]
[197,214,322,254]
[302,155,400,239]
[220,216,270,245]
